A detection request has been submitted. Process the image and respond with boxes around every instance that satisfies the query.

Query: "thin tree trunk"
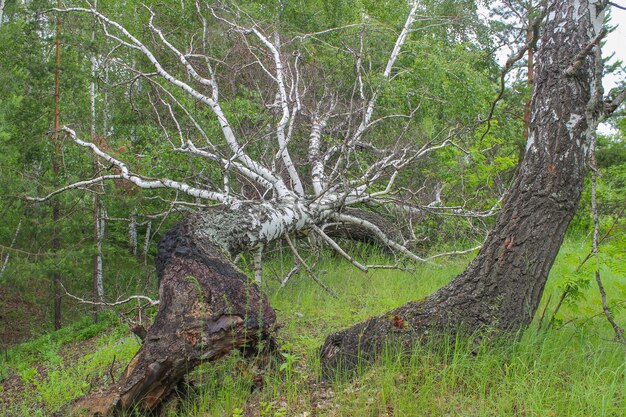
[103,66,109,136]
[52,0,62,331]
[523,0,534,141]
[92,193,105,303]
[0,217,22,280]
[143,220,151,265]
[90,14,105,321]
[129,209,138,256]
[589,106,626,344]
[320,0,605,374]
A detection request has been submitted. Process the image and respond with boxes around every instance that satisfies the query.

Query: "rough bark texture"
[320,0,601,374]
[72,214,276,416]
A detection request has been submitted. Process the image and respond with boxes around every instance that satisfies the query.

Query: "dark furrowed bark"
[320,0,601,376]
[72,216,276,416]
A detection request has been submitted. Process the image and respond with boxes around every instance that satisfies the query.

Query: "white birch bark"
[41,3,478,285]
[0,0,5,26]
[129,209,138,256]
[308,116,328,196]
[143,220,152,265]
[253,244,263,283]
[90,14,105,303]
[94,194,105,302]
[0,217,22,280]
[352,0,420,144]
[255,30,304,196]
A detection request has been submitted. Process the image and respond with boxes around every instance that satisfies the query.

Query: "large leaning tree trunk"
[319,0,612,373]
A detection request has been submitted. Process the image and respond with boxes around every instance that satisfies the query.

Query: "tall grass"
[2,240,624,416]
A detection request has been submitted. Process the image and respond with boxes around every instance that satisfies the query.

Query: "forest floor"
[1,238,625,416]
[0,282,48,347]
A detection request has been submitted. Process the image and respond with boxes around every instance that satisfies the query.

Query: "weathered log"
[72,215,276,416]
[320,0,603,375]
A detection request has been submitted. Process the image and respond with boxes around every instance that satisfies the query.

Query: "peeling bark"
[320,0,604,375]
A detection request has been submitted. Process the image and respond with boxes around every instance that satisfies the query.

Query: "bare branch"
[61,127,229,202]
[565,29,607,77]
[284,234,336,297]
[27,175,123,202]
[146,6,214,89]
[61,282,159,307]
[290,23,371,43]
[311,224,368,272]
[332,213,425,263]
[400,195,504,218]
[211,9,305,196]
[352,1,420,145]
[586,39,626,344]
[424,245,481,261]
[609,1,626,10]
[480,0,548,141]
[280,263,301,288]
[54,7,291,198]
[604,87,626,116]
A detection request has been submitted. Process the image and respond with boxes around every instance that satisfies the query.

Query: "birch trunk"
[90,14,106,318]
[129,209,138,256]
[0,217,22,279]
[143,220,151,264]
[320,0,604,374]
[90,22,105,311]
[52,0,62,331]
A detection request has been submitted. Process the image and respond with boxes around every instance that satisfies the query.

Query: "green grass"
[2,239,625,416]
[0,314,141,416]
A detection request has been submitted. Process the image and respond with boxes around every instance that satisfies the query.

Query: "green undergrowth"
[0,313,141,416]
[2,239,625,416]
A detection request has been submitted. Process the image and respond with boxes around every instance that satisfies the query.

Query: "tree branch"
[61,127,230,202]
[604,87,626,116]
[54,7,291,198]
[26,175,123,202]
[332,213,425,263]
[61,282,159,307]
[565,29,607,77]
[284,234,336,297]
